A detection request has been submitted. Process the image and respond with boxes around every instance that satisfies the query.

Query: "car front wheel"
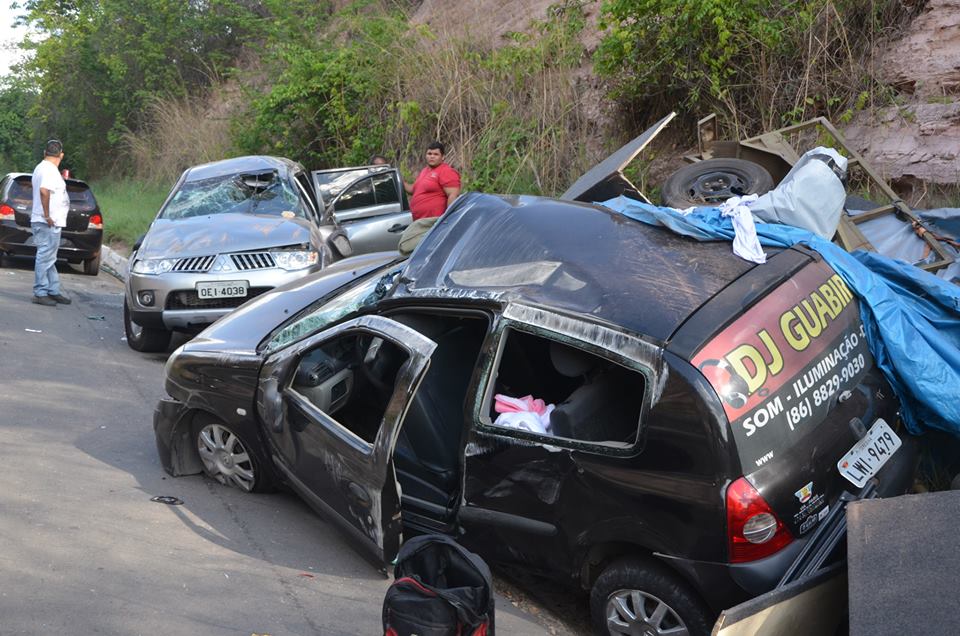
[123,297,172,352]
[195,419,273,493]
[591,557,712,636]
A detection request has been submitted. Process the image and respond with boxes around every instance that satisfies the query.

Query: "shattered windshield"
[160,170,305,220]
[264,264,403,353]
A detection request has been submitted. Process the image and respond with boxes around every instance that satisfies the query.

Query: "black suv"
[152,188,917,634]
[0,172,104,275]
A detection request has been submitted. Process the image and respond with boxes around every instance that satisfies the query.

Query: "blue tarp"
[600,196,960,437]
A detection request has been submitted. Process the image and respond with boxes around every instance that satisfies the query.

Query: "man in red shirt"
[399,142,461,254]
[405,142,461,219]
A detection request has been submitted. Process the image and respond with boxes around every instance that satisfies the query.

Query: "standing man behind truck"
[31,139,72,306]
[399,141,461,255]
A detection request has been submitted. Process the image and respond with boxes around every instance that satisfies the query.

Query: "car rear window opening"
[486,329,645,448]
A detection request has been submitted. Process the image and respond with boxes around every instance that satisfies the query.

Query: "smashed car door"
[458,303,661,570]
[257,315,437,568]
[312,167,411,254]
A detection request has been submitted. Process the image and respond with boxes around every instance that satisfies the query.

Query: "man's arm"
[39,188,55,227]
[443,186,461,208]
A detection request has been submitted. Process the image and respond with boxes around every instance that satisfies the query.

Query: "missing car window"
[289,332,408,445]
[484,328,645,448]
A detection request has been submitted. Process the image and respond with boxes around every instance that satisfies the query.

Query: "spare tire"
[661,158,774,209]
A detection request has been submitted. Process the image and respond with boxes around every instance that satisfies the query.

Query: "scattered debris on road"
[149,495,184,505]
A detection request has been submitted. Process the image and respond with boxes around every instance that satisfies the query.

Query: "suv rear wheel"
[123,297,172,352]
[591,557,712,636]
[83,254,100,276]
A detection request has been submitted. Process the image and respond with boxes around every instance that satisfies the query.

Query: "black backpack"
[383,534,495,636]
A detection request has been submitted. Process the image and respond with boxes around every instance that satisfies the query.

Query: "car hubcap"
[689,171,748,203]
[197,423,255,492]
[606,589,689,636]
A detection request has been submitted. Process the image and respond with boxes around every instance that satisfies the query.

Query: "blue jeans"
[32,222,61,297]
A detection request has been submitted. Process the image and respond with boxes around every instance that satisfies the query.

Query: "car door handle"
[387,223,408,233]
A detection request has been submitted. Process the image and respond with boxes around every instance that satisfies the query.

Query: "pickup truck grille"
[173,255,216,273]
[231,252,275,271]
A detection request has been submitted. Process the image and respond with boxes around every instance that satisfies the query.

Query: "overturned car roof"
[398,192,777,342]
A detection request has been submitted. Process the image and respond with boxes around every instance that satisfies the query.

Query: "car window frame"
[293,171,321,223]
[472,303,660,456]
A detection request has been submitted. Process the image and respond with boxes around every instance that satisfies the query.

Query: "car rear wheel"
[661,158,774,209]
[83,254,100,276]
[123,297,172,352]
[591,557,712,636]
[195,419,273,493]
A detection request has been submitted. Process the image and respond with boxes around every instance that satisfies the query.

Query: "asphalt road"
[0,258,570,635]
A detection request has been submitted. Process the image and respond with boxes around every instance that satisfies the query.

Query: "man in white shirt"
[31,139,72,306]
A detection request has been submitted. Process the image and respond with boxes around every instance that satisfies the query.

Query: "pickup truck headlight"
[272,249,318,271]
[132,258,176,275]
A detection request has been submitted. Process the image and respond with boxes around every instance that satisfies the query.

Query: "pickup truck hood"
[138,213,315,260]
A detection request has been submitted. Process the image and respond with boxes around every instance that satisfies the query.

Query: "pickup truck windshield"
[160,171,304,220]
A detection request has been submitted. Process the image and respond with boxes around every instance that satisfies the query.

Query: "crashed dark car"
[0,172,103,274]
[154,175,917,634]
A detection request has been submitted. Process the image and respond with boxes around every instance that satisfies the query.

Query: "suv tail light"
[0,204,14,220]
[88,213,103,229]
[726,477,793,563]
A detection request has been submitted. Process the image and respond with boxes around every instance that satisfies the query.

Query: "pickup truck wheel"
[591,557,712,636]
[195,419,274,493]
[661,158,774,209]
[123,297,172,352]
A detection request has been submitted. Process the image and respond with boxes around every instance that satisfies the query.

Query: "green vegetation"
[238,1,588,195]
[16,0,265,176]
[2,0,927,220]
[0,81,37,170]
[92,180,171,247]
[595,0,921,133]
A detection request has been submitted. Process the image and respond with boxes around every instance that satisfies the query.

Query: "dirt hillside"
[410,0,959,189]
[843,0,960,187]
[410,0,601,45]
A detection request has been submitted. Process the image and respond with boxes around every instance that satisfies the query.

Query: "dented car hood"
[137,213,316,260]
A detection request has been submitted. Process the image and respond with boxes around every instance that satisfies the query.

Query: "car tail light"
[88,213,103,229]
[0,204,14,220]
[726,477,793,563]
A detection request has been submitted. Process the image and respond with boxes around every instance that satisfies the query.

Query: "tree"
[14,0,261,176]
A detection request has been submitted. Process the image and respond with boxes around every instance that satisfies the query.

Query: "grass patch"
[91,179,171,251]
